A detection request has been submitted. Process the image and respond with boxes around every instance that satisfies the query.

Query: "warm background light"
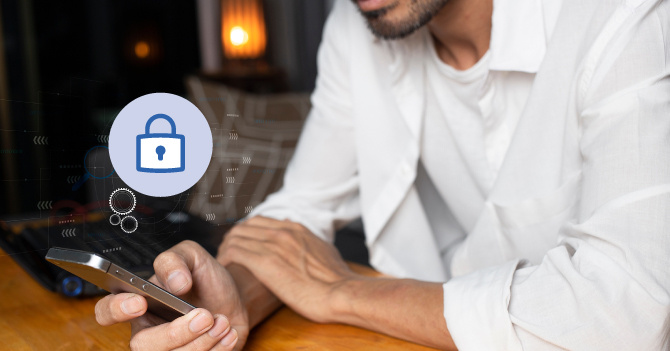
[230,26,248,46]
[221,0,266,59]
[134,41,150,59]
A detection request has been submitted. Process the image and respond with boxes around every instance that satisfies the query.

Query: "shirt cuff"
[443,259,523,351]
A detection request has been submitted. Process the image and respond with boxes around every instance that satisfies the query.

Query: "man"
[95,0,670,349]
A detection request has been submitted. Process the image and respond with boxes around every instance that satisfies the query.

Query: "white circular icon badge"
[109,93,213,197]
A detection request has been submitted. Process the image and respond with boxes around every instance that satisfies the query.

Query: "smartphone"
[46,247,195,321]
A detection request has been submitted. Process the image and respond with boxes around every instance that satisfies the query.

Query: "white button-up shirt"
[252,0,670,349]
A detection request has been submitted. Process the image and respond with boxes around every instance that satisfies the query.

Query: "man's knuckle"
[191,334,209,350]
[180,239,198,250]
[221,240,235,254]
[273,228,290,238]
[264,254,280,266]
[275,229,296,245]
[246,216,261,224]
[288,221,303,231]
[95,295,117,325]
[229,223,245,232]
[154,251,180,268]
[129,331,147,351]
[228,226,248,238]
[224,228,236,239]
[177,240,202,255]
[166,322,184,345]
[224,244,237,255]
[129,338,140,351]
[218,243,230,256]
[230,237,249,249]
[226,246,244,262]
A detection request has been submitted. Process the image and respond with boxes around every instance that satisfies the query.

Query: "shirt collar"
[488,0,559,73]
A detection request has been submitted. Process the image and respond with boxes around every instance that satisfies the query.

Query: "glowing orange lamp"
[134,41,151,59]
[221,0,267,60]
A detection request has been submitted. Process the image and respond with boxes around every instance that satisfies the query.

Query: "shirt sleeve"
[250,0,360,242]
[444,2,670,350]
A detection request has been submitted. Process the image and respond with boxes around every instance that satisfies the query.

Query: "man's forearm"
[220,217,456,348]
[225,262,455,349]
[332,277,456,350]
[225,263,283,328]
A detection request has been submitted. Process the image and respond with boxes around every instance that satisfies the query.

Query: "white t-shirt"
[420,39,536,271]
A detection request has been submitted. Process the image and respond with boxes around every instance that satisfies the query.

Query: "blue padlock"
[136,114,186,173]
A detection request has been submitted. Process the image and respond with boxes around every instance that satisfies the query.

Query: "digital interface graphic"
[109,93,213,197]
[0,4,341,347]
[0,75,311,265]
[109,188,138,233]
[136,114,186,174]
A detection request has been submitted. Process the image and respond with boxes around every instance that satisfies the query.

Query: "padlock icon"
[136,114,185,173]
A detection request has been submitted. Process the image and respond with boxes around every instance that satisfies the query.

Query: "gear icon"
[109,188,136,215]
[120,215,138,233]
[109,214,121,226]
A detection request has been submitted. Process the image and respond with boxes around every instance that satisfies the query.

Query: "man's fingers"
[154,251,193,295]
[154,240,210,295]
[228,222,298,244]
[225,227,300,258]
[95,293,147,326]
[243,216,287,229]
[130,313,169,337]
[220,230,287,268]
[219,226,270,266]
[174,315,238,351]
[242,216,307,234]
[221,236,275,274]
[129,308,220,351]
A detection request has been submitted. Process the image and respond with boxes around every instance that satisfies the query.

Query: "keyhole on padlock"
[156,146,166,161]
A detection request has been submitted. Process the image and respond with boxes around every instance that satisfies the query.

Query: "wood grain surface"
[0,249,438,350]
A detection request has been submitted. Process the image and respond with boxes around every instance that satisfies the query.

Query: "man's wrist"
[226,263,283,328]
[329,274,371,325]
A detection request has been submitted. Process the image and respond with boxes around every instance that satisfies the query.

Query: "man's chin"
[365,18,424,40]
[355,0,449,41]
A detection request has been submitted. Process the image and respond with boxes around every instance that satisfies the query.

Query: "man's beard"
[355,0,449,40]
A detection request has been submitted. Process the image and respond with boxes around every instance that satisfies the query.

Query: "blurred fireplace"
[196,0,333,93]
[221,0,267,60]
[197,0,281,93]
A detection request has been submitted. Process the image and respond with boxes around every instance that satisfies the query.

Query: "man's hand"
[218,217,455,349]
[94,240,249,351]
[218,217,355,323]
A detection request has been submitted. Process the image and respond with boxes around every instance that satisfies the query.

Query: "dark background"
[0,0,368,265]
[0,0,333,215]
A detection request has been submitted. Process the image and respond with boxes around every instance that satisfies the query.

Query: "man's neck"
[427,0,492,70]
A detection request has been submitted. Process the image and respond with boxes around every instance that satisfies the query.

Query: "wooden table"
[0,249,437,350]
